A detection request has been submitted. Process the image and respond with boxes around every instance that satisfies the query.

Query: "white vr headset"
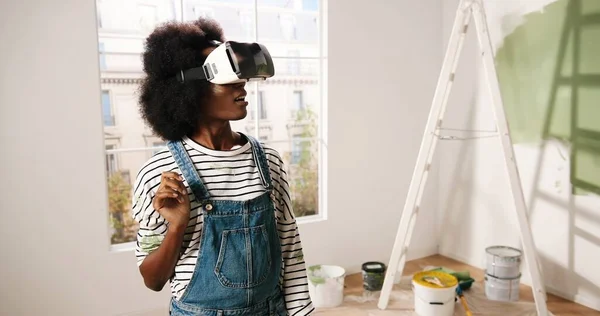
[176,40,275,85]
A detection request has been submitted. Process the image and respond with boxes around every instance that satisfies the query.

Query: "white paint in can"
[485,245,522,278]
[484,272,520,302]
[307,265,346,308]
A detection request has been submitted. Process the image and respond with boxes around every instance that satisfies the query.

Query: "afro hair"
[138,17,226,141]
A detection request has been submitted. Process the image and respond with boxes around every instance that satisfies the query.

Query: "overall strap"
[167,140,210,203]
[241,133,273,191]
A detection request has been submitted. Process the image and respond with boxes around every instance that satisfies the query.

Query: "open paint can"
[307,265,346,308]
[361,261,386,291]
[412,271,458,316]
[486,245,522,279]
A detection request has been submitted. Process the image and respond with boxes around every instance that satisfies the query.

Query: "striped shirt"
[131,136,314,316]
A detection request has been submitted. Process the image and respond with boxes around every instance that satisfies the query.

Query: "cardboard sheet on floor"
[313,276,555,316]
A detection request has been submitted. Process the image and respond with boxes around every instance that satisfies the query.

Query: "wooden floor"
[340,255,600,316]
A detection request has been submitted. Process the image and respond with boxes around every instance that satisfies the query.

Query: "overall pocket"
[214,224,272,288]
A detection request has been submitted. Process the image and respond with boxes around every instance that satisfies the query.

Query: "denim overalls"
[167,134,287,316]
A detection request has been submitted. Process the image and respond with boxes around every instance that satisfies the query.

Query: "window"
[250,91,267,120]
[303,0,319,11]
[239,11,254,39]
[293,91,304,111]
[193,6,215,19]
[287,50,300,75]
[258,91,267,120]
[95,0,325,246]
[101,90,114,126]
[105,145,118,175]
[291,90,304,118]
[279,14,297,41]
[291,136,302,164]
[138,4,158,31]
[98,42,106,70]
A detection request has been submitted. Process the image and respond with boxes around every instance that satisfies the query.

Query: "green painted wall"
[495,0,600,195]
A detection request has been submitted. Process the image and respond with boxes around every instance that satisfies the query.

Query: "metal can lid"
[361,261,386,273]
[486,245,522,258]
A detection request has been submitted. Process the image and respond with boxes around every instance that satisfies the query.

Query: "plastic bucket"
[307,265,346,308]
[485,272,520,302]
[412,271,458,316]
[486,245,522,279]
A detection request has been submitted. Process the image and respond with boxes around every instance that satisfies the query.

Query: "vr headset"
[176,40,275,85]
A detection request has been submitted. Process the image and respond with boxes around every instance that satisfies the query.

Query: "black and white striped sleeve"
[131,176,167,267]
[273,160,315,316]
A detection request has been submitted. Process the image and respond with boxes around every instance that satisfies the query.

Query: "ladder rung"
[571,178,600,196]
[573,129,600,152]
[557,74,600,86]
[573,226,600,246]
[581,13,600,26]
[574,128,600,140]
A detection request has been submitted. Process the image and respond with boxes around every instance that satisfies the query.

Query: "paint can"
[361,261,386,291]
[412,271,458,316]
[484,272,520,302]
[485,245,522,279]
[307,265,346,308]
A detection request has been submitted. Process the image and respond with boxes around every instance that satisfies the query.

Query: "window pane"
[257,0,319,48]
[96,0,177,33]
[182,0,256,42]
[98,42,107,70]
[255,58,319,143]
[105,149,161,244]
[258,0,318,11]
[272,57,318,77]
[247,82,319,143]
[303,0,319,11]
[102,91,114,126]
[267,139,319,217]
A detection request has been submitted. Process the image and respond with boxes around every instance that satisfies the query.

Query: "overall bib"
[167,134,286,316]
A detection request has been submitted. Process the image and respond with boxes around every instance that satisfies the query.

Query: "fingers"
[161,177,187,195]
[161,172,187,194]
[153,189,184,210]
[153,172,188,209]
[156,189,182,202]
[162,172,183,182]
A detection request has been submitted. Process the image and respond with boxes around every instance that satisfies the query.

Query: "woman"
[131,18,314,316]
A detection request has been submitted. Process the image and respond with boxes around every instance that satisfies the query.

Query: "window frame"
[98,0,328,250]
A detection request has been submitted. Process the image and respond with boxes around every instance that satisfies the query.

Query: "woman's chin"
[229,110,248,121]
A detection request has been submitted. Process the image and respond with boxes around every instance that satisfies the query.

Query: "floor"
[315,255,600,316]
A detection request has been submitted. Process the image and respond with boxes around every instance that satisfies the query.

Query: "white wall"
[0,0,442,315]
[438,0,600,311]
[309,0,443,270]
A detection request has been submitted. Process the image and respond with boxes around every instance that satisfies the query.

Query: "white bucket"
[412,271,457,316]
[485,272,520,302]
[307,265,345,308]
[486,245,522,279]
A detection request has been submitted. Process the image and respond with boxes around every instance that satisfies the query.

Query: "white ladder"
[376,0,549,315]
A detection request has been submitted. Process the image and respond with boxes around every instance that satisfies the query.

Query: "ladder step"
[573,128,600,141]
[573,226,600,246]
[557,74,600,86]
[571,178,600,196]
[573,129,600,152]
[581,13,600,26]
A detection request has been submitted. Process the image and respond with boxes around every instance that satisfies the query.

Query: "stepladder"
[377,0,550,315]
